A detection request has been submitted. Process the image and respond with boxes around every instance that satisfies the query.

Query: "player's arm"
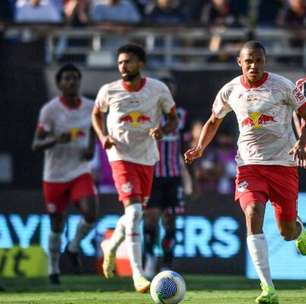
[91,105,115,149]
[82,127,96,160]
[290,106,306,167]
[184,112,224,164]
[150,107,178,140]
[32,127,70,152]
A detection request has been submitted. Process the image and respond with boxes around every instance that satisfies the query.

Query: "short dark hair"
[55,63,81,84]
[241,40,266,55]
[116,44,146,63]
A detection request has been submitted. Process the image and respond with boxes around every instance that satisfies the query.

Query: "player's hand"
[149,127,163,140]
[289,140,306,168]
[184,146,203,165]
[56,133,71,144]
[101,135,116,150]
[81,149,94,160]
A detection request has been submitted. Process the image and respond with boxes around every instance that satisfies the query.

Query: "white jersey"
[38,96,94,182]
[94,77,175,165]
[212,72,306,167]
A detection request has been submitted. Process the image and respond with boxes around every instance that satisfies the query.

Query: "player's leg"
[160,178,183,270]
[48,213,65,284]
[161,207,176,270]
[43,181,68,285]
[104,161,151,292]
[269,166,306,254]
[236,166,278,303]
[66,174,98,272]
[143,207,160,279]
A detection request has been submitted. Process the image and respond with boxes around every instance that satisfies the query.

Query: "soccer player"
[92,44,178,293]
[184,41,306,304]
[294,77,306,137]
[32,64,98,285]
[143,75,190,279]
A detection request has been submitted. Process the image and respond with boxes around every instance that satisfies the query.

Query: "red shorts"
[110,160,154,203]
[43,173,96,214]
[235,165,298,221]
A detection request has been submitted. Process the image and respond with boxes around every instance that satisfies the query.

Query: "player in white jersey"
[92,44,178,293]
[184,41,306,304]
[32,64,98,285]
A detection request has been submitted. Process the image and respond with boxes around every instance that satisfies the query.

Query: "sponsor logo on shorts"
[238,181,248,192]
[121,182,133,193]
[46,203,57,214]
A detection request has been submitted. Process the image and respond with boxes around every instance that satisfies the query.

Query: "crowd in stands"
[0,0,305,28]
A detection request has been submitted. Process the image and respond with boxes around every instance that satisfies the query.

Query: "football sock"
[125,203,144,279]
[48,231,61,275]
[68,217,94,253]
[247,234,273,287]
[143,225,157,256]
[108,214,126,253]
[162,229,175,265]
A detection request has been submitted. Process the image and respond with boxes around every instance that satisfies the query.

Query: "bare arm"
[32,128,70,152]
[184,113,224,164]
[289,107,306,167]
[149,110,179,140]
[91,105,115,149]
[82,127,96,160]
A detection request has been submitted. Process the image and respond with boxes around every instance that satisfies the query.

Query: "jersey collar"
[59,96,81,109]
[122,78,146,92]
[240,72,269,89]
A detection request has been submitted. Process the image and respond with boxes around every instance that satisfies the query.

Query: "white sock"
[68,218,94,253]
[247,234,273,287]
[108,214,126,253]
[125,203,143,279]
[48,231,61,275]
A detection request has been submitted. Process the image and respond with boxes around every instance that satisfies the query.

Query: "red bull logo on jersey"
[119,111,151,127]
[69,128,85,140]
[241,112,276,129]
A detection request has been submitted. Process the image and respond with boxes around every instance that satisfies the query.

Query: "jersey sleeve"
[212,85,233,118]
[94,84,109,112]
[37,105,53,132]
[159,83,176,114]
[286,78,306,112]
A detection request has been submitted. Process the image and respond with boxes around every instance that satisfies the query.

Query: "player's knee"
[244,204,263,220]
[280,227,296,241]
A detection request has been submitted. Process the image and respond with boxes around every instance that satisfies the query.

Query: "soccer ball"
[150,270,186,304]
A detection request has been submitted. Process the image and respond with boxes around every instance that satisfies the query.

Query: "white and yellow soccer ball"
[150,270,186,304]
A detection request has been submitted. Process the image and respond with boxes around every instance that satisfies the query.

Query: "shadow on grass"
[1,275,305,293]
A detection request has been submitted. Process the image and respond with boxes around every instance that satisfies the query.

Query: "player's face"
[58,70,81,96]
[237,48,266,84]
[117,53,144,82]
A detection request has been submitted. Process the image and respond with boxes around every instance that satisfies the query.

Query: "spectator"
[277,0,306,28]
[90,0,141,23]
[256,0,284,27]
[63,0,91,26]
[145,0,187,25]
[15,0,62,23]
[200,0,247,27]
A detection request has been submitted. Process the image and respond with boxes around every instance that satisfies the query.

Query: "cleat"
[134,276,151,293]
[64,243,82,274]
[101,241,115,279]
[49,273,61,285]
[255,284,279,304]
[296,217,306,255]
[144,254,157,280]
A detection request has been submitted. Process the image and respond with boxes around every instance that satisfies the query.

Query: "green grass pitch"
[0,275,305,303]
